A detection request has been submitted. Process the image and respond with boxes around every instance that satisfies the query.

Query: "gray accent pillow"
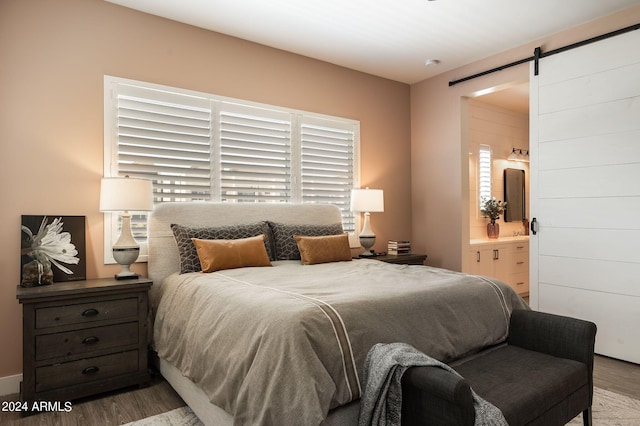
[268,222,344,260]
[171,222,275,273]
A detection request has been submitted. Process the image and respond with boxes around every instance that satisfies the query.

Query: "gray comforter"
[153,259,528,426]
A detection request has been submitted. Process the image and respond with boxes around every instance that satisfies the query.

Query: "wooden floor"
[0,371,185,426]
[2,355,639,425]
[593,354,640,400]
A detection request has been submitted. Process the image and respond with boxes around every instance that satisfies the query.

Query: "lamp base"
[359,235,376,257]
[112,246,140,281]
[115,272,140,280]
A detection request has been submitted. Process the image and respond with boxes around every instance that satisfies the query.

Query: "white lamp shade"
[100,177,154,212]
[350,188,384,213]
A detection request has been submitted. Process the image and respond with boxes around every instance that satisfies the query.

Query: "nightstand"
[16,277,152,410]
[373,253,427,265]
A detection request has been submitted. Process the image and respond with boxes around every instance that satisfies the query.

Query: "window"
[478,144,492,208]
[217,104,292,203]
[104,76,360,262]
[300,118,358,232]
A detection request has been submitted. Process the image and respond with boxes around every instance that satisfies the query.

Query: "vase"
[487,220,499,239]
[21,259,53,287]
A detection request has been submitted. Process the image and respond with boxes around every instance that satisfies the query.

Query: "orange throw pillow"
[192,235,272,272]
[294,234,352,265]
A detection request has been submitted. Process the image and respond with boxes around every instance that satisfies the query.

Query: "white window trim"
[103,76,361,264]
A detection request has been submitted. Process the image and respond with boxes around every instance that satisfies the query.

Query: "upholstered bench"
[401,309,597,426]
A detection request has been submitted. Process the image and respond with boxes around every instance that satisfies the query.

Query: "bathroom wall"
[468,99,530,240]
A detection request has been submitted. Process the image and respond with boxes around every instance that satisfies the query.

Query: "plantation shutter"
[218,103,292,203]
[107,84,212,247]
[301,117,357,231]
[478,144,492,206]
[105,77,360,262]
[115,85,212,203]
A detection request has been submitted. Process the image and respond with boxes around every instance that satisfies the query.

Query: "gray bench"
[401,309,597,426]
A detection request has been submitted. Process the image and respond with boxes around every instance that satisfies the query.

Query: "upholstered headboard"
[147,202,343,292]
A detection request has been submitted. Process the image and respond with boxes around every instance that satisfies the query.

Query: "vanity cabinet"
[468,238,529,296]
[468,244,510,285]
[507,242,529,295]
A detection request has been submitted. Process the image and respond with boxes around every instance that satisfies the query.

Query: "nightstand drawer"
[35,350,139,393]
[35,322,138,361]
[35,297,138,329]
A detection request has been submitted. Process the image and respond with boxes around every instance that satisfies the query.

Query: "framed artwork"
[20,215,86,287]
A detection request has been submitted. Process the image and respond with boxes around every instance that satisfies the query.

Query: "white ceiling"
[475,82,531,114]
[106,0,639,85]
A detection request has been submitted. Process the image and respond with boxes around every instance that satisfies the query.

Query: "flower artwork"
[20,216,86,287]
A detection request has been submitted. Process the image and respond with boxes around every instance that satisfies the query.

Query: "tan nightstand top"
[364,253,427,265]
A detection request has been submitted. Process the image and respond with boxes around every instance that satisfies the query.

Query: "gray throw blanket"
[358,343,508,426]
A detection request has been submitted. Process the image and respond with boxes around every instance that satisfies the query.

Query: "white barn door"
[530,29,640,363]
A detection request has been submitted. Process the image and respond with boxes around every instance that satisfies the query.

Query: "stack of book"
[388,240,411,255]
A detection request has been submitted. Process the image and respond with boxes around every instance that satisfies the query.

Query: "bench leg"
[582,407,592,426]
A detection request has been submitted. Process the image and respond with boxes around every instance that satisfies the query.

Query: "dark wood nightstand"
[372,253,427,265]
[16,277,152,411]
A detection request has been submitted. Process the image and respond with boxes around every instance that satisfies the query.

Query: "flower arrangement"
[21,217,79,286]
[481,197,507,222]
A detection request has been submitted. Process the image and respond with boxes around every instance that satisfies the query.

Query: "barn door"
[530,29,640,363]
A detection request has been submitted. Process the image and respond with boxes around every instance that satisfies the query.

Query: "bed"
[148,202,528,426]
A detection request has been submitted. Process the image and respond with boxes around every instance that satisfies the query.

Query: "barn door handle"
[531,218,538,235]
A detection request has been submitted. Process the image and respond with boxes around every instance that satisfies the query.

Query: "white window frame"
[103,76,360,263]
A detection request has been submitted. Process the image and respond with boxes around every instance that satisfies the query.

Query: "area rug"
[122,387,640,425]
[567,387,640,425]
[121,406,203,426]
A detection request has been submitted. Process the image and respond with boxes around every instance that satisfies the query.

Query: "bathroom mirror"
[503,168,525,222]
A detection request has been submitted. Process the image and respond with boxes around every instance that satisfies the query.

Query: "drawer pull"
[516,282,525,285]
[516,261,525,265]
[81,308,99,317]
[82,336,100,345]
[82,366,100,375]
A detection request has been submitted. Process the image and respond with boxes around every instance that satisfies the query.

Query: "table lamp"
[100,176,154,279]
[350,188,384,257]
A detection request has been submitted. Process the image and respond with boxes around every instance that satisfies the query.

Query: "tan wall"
[0,0,411,379]
[410,5,640,271]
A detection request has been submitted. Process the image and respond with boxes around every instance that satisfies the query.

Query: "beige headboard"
[147,202,343,300]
